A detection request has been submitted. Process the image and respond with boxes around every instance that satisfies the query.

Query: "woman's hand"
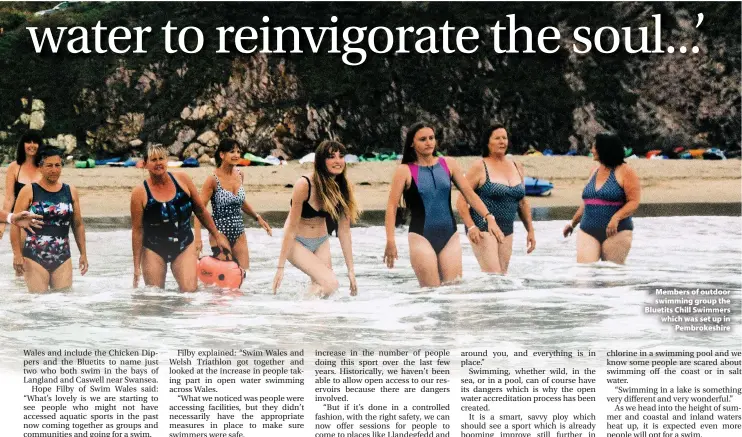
[467,226,483,245]
[257,215,273,236]
[133,267,141,288]
[10,211,44,234]
[272,268,284,294]
[606,217,620,238]
[383,241,397,268]
[214,233,231,255]
[563,223,575,238]
[195,239,203,254]
[79,255,89,276]
[348,271,358,296]
[485,215,504,243]
[526,230,536,254]
[13,254,24,275]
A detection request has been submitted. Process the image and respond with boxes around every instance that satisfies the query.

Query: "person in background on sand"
[11,148,87,292]
[383,122,502,287]
[563,132,640,264]
[130,145,231,292]
[0,130,43,240]
[273,140,360,297]
[456,124,536,274]
[194,139,273,270]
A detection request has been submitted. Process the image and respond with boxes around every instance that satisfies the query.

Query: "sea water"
[0,217,739,367]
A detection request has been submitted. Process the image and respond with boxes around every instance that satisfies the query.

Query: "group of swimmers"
[2,124,640,294]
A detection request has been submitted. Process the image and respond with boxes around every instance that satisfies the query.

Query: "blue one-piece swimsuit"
[403,159,457,254]
[580,168,633,243]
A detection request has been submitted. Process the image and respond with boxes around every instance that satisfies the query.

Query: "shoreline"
[1,156,739,225]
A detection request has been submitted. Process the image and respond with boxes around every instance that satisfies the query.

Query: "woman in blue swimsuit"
[11,148,88,292]
[130,145,231,292]
[563,133,640,264]
[384,122,500,287]
[273,140,360,297]
[456,125,536,274]
[194,139,273,270]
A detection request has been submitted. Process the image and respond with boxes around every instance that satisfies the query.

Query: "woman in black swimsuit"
[1,130,42,241]
[130,145,231,292]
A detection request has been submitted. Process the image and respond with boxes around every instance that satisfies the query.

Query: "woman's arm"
[515,162,536,253]
[272,178,309,293]
[383,165,409,268]
[276,178,308,268]
[69,185,88,275]
[11,185,33,274]
[606,165,641,238]
[446,157,502,241]
[0,162,19,239]
[455,160,485,232]
[613,165,641,220]
[177,173,223,240]
[337,212,357,295]
[194,176,215,251]
[130,186,145,285]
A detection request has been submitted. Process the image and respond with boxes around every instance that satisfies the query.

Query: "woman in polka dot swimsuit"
[195,139,272,270]
[456,125,536,274]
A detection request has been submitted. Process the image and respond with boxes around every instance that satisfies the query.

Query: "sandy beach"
[1,156,739,218]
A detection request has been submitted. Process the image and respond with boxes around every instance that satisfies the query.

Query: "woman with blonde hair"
[272,140,360,297]
[130,145,231,292]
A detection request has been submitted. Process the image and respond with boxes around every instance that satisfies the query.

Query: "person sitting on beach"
[11,147,88,292]
[272,140,360,297]
[130,145,231,292]
[563,132,640,264]
[455,124,536,274]
[383,122,501,287]
[194,139,273,270]
[0,130,43,240]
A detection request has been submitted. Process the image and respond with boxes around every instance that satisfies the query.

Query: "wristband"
[6,213,13,224]
[467,225,478,233]
[485,212,494,219]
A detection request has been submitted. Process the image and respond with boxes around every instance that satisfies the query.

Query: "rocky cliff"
[0,2,739,163]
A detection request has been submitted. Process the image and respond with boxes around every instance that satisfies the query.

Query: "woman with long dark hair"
[383,122,500,287]
[563,132,640,263]
[273,140,361,297]
[455,124,536,273]
[194,139,272,270]
[1,130,43,240]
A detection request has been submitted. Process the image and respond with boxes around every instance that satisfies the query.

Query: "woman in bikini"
[456,125,536,273]
[194,139,272,270]
[130,145,231,292]
[563,132,640,264]
[11,148,87,292]
[272,140,360,297]
[383,122,501,287]
[1,130,43,241]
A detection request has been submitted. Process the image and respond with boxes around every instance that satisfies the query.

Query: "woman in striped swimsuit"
[563,133,641,264]
[456,125,536,274]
